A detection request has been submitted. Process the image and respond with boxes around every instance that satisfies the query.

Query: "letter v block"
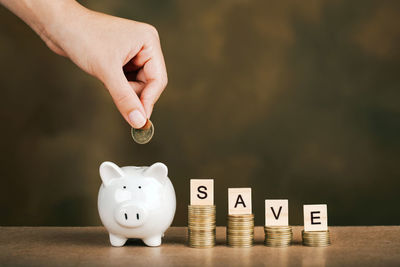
[265,199,289,226]
[228,188,252,215]
[190,179,214,205]
[303,204,328,231]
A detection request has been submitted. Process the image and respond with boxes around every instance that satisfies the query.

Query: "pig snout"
[114,204,148,228]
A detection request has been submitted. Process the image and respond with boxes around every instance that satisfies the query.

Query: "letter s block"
[190,179,214,205]
[303,204,328,231]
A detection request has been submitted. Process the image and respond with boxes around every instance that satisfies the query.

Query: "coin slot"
[136,213,140,220]
[124,213,128,220]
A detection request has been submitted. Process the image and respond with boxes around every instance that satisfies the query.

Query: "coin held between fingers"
[128,110,146,128]
[131,119,154,144]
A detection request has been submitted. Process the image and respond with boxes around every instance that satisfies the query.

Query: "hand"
[1,0,168,128]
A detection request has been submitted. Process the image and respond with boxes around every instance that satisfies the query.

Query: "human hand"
[1,0,168,128]
[56,3,167,128]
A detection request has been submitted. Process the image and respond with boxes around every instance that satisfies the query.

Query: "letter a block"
[303,204,328,231]
[228,188,252,215]
[265,199,289,226]
[190,179,214,205]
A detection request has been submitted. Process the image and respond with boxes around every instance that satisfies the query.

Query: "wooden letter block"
[303,204,328,231]
[190,179,214,205]
[228,188,252,215]
[265,199,289,226]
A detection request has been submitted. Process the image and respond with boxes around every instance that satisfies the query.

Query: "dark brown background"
[0,0,399,226]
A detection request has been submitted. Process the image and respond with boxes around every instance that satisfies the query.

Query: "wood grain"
[1,226,399,266]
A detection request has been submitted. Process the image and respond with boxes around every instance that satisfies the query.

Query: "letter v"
[271,206,282,220]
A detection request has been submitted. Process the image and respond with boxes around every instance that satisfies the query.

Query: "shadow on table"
[37,228,108,248]
[44,228,186,248]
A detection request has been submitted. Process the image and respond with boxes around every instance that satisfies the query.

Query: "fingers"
[103,24,167,125]
[104,69,147,129]
[128,81,145,95]
[140,78,165,117]
[138,48,168,117]
[129,78,162,118]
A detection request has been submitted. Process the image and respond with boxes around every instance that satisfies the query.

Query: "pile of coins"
[264,226,293,247]
[226,214,254,248]
[188,205,216,248]
[302,230,331,247]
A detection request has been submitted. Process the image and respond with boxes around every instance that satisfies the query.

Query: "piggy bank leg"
[143,235,162,247]
[109,233,127,247]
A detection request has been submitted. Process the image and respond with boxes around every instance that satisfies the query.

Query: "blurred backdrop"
[0,0,399,226]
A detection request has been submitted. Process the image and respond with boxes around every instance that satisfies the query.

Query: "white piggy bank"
[98,161,176,247]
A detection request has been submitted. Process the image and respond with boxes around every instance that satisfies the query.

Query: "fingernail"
[128,110,146,128]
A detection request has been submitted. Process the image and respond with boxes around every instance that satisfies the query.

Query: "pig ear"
[99,161,124,186]
[144,162,168,184]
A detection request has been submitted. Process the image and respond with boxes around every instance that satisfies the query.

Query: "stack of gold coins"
[264,226,293,247]
[226,214,254,248]
[188,205,216,248]
[302,230,331,247]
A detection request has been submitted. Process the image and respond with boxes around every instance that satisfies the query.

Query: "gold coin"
[226,214,254,247]
[228,221,254,225]
[188,205,215,209]
[188,222,216,226]
[131,119,154,144]
[188,205,216,248]
[189,241,215,245]
[228,225,254,228]
[228,244,253,248]
[301,230,331,247]
[264,226,293,247]
[189,230,216,234]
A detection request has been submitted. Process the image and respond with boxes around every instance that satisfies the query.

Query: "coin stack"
[302,230,331,247]
[226,214,254,248]
[188,205,216,248]
[264,226,293,247]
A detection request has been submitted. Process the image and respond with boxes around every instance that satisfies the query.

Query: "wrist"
[29,0,84,47]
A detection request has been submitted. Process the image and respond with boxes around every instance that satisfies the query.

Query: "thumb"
[104,69,147,129]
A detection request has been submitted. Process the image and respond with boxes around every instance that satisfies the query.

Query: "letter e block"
[190,179,214,205]
[265,199,289,226]
[228,188,252,215]
[303,204,328,231]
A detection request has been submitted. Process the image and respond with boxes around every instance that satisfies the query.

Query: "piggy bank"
[98,161,176,247]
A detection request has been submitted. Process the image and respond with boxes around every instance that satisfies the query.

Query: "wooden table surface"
[1,226,399,266]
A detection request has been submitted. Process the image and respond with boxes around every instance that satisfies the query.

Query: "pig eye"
[138,186,142,189]
[123,186,126,189]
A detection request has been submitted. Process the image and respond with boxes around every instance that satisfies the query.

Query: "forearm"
[0,0,83,54]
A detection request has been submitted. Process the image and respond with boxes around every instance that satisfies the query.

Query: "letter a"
[234,194,246,208]
[229,188,252,215]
